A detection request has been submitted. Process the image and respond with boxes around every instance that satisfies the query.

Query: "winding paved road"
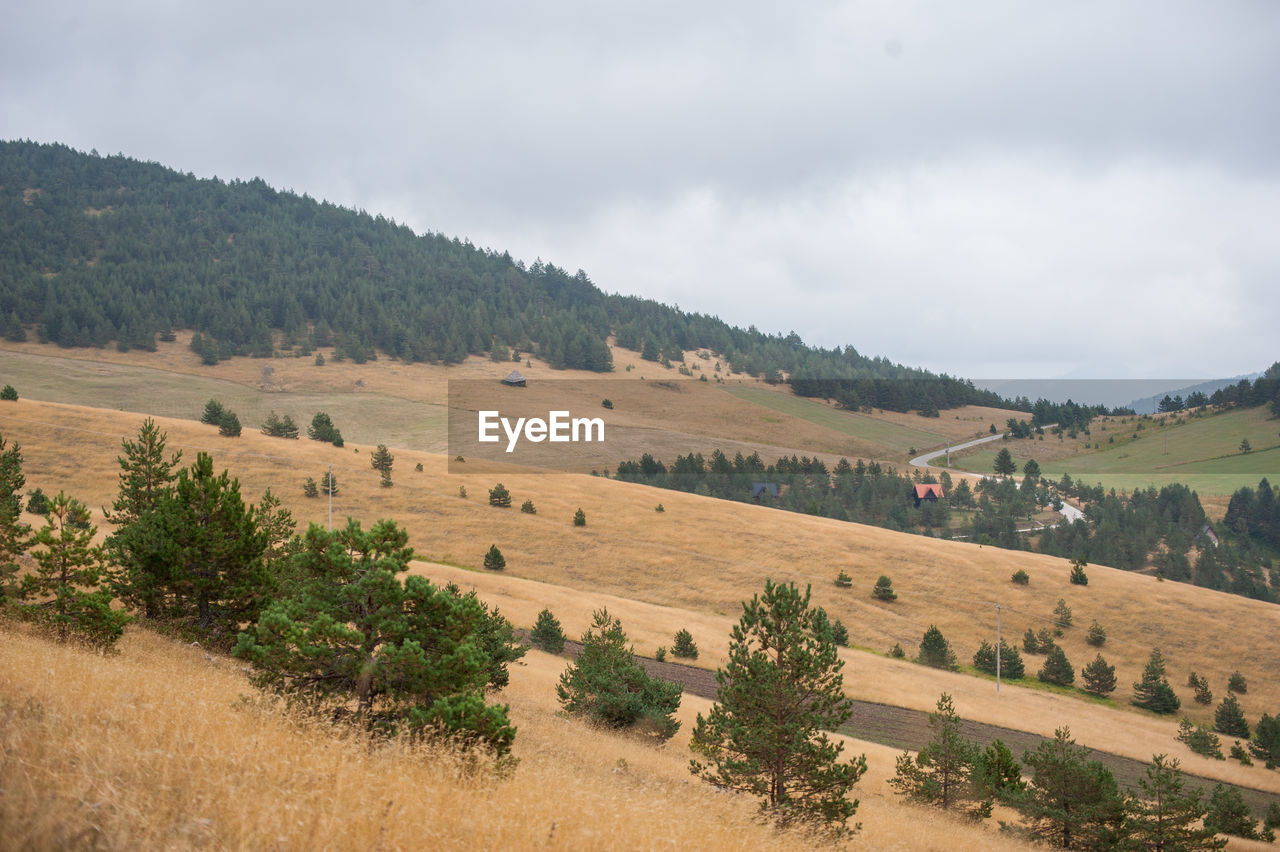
[546,637,1279,818]
[909,428,1085,523]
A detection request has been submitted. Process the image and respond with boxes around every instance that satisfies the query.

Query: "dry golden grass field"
[2,398,1278,782]
[3,347,1280,848]
[2,621,1043,852]
[0,336,1001,469]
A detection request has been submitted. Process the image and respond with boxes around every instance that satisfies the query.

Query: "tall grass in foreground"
[0,622,1030,851]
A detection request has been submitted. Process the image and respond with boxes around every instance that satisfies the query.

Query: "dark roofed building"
[502,370,527,387]
[751,482,779,501]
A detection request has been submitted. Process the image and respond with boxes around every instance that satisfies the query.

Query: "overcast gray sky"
[3,1,1278,380]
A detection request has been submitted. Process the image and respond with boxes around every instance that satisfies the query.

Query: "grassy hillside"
[945,407,1279,496]
[724,386,949,453]
[3,398,1279,793]
[0,139,1011,415]
[0,621,1031,851]
[0,336,1002,467]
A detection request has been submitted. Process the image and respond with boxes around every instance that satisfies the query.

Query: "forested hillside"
[0,140,1003,411]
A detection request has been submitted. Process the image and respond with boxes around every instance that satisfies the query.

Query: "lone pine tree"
[993,447,1017,477]
[1214,693,1250,739]
[1086,620,1107,647]
[671,628,698,660]
[1011,727,1127,849]
[1081,653,1117,696]
[1133,648,1181,715]
[529,608,565,654]
[1037,644,1075,687]
[557,608,681,740]
[872,574,897,601]
[689,579,866,832]
[889,693,985,817]
[918,625,958,670]
[370,444,394,487]
[26,487,49,516]
[1125,755,1225,851]
[483,544,506,571]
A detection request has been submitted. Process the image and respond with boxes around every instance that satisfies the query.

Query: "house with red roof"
[913,483,944,508]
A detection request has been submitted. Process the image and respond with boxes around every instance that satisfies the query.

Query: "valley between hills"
[3,336,1279,848]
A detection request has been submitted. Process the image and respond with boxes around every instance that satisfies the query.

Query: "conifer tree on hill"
[918,624,958,670]
[1010,727,1127,849]
[557,608,681,740]
[1125,755,1225,851]
[234,519,518,756]
[1133,648,1181,715]
[371,444,394,487]
[1081,653,1117,696]
[488,483,511,508]
[1037,644,1075,687]
[529,607,565,654]
[110,452,270,646]
[0,432,29,605]
[104,418,182,529]
[889,693,986,817]
[15,491,131,649]
[690,580,866,833]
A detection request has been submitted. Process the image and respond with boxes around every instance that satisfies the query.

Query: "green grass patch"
[947,408,1279,495]
[723,387,945,454]
[1045,407,1278,474]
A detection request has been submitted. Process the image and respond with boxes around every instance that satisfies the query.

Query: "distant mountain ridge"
[1126,374,1262,414]
[0,139,1005,413]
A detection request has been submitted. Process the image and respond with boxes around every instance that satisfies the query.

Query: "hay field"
[0,621,1033,851]
[2,398,1279,788]
[419,561,1280,799]
[0,338,1013,467]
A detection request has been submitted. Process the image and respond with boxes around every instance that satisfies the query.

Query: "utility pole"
[995,603,1002,693]
[328,463,333,531]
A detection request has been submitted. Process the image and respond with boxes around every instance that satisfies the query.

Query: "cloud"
[3,1,1278,378]
[484,155,1279,379]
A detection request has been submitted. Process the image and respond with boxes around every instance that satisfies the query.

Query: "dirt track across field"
[549,637,1280,818]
